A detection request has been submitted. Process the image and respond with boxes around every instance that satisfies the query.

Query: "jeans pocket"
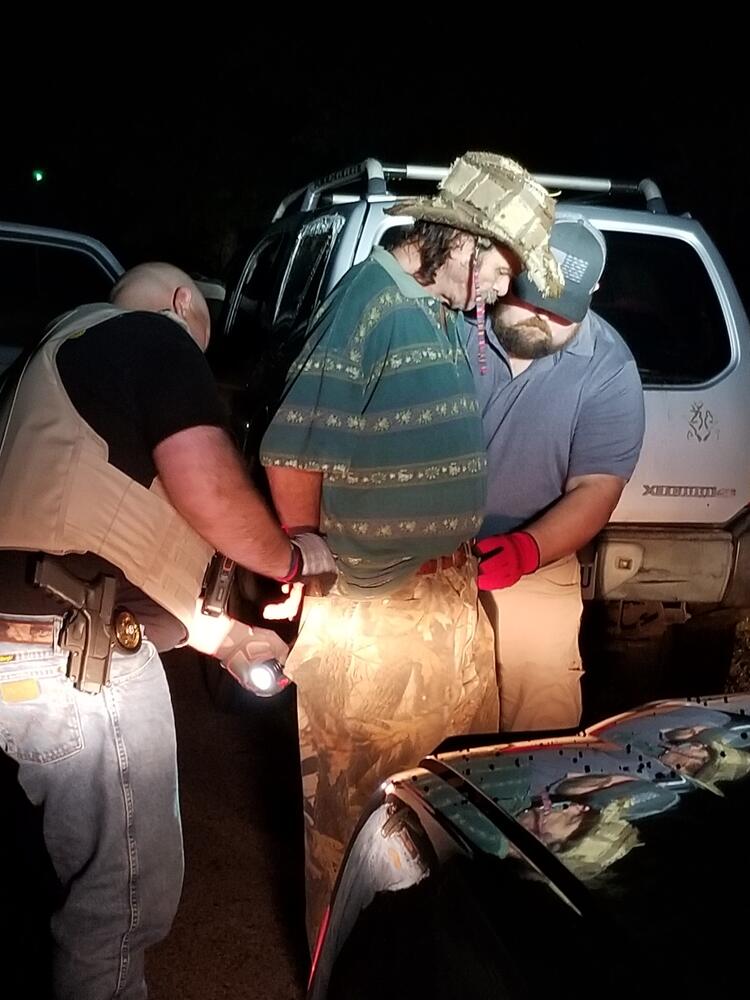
[0,669,83,764]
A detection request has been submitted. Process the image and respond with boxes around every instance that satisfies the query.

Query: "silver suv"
[208,158,750,686]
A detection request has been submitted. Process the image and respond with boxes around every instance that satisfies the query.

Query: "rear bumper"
[583,525,734,603]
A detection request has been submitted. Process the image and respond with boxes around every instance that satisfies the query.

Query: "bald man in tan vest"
[0,262,334,999]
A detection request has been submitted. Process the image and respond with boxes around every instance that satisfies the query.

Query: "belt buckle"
[114,608,142,652]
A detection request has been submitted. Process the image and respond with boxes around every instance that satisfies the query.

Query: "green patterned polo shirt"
[260,247,486,594]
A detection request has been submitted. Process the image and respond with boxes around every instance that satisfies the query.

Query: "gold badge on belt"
[113,608,142,652]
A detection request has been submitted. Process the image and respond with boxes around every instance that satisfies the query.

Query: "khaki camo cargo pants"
[285,559,498,948]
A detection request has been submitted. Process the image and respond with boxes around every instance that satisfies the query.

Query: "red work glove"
[475,531,540,591]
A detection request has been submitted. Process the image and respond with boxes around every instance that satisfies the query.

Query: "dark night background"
[1,38,747,299]
[2,32,749,998]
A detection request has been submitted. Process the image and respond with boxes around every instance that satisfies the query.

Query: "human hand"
[292,532,337,577]
[188,604,289,666]
[475,531,540,591]
[262,582,305,621]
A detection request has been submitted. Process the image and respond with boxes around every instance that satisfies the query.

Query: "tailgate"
[589,526,733,602]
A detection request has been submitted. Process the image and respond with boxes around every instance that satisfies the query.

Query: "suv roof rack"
[272,158,667,220]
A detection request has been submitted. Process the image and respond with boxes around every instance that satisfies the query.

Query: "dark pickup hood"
[312,695,750,998]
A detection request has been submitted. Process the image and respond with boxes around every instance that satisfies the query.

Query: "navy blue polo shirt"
[460,310,644,538]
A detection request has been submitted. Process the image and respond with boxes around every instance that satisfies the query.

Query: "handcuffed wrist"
[277,542,302,583]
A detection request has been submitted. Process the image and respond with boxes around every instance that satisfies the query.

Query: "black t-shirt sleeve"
[123,313,226,449]
[58,312,227,483]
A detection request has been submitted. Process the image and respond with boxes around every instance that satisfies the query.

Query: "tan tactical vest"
[0,304,214,636]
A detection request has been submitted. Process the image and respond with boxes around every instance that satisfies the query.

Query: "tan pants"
[286,560,499,948]
[480,553,584,732]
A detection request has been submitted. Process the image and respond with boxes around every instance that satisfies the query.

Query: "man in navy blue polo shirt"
[462,217,645,731]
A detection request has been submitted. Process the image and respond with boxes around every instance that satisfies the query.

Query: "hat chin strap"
[473,247,488,376]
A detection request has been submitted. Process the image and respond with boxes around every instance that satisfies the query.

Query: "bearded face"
[491,296,579,359]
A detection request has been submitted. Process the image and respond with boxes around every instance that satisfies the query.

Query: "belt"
[0,615,60,646]
[0,611,142,653]
[416,543,471,576]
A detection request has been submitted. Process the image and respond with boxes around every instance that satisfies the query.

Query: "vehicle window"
[214,234,287,369]
[594,231,730,386]
[275,214,344,332]
[0,240,115,371]
[206,232,293,459]
[209,219,345,463]
[379,224,731,388]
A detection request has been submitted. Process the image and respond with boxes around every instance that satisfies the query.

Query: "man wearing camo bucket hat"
[393,150,563,297]
[260,151,561,948]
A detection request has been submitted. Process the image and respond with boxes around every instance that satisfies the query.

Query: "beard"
[480,287,500,307]
[492,314,557,359]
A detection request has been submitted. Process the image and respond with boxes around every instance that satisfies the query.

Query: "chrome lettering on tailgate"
[642,484,736,497]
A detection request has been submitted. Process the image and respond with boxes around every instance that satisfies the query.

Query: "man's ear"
[172,285,192,318]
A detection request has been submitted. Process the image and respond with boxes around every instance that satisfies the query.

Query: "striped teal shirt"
[260,247,487,593]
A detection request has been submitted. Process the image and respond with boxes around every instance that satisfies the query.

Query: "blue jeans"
[0,615,184,1000]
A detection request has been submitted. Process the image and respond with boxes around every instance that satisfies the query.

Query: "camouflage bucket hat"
[387,151,564,297]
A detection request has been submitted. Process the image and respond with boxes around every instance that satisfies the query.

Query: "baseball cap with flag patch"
[511,216,606,322]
